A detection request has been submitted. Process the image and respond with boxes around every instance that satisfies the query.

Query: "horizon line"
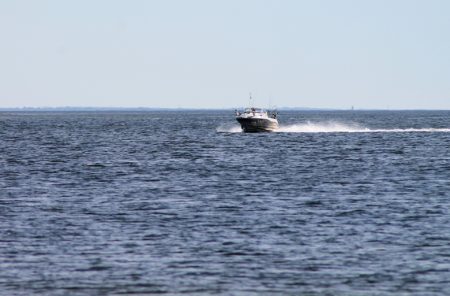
[1,106,450,111]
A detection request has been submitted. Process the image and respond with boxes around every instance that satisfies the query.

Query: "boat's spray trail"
[277,121,450,133]
[363,128,450,133]
[277,121,366,133]
[216,124,242,133]
[217,121,450,133]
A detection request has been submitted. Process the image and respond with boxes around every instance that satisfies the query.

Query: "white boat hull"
[236,117,278,132]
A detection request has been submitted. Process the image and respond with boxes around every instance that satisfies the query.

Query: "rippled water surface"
[1,110,450,295]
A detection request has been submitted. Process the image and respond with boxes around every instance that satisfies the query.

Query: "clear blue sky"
[1,0,449,109]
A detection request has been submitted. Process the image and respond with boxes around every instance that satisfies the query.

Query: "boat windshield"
[245,108,265,113]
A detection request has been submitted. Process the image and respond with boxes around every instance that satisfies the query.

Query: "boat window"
[245,108,264,113]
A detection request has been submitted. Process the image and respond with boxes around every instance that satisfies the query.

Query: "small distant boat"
[235,107,278,133]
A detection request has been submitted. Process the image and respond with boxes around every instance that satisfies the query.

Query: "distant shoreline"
[0,107,449,112]
[0,107,336,111]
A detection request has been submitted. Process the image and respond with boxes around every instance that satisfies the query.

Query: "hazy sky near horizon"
[1,0,449,109]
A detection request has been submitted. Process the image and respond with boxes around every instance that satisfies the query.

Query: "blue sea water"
[1,110,450,295]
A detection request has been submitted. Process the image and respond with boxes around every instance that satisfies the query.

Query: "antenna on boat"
[268,92,275,111]
[249,92,252,107]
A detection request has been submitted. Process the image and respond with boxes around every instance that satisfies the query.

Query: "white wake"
[278,121,450,133]
[217,121,450,133]
[216,123,242,133]
[277,121,365,133]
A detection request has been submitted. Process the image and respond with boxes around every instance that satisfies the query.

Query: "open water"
[1,110,450,295]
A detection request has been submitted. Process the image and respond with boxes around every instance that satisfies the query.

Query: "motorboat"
[235,107,278,132]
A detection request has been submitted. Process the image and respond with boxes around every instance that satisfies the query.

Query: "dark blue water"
[1,110,450,295]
